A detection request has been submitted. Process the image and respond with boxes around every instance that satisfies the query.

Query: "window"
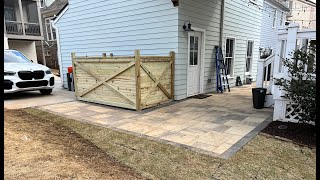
[4,6,16,21]
[225,38,235,76]
[246,41,254,73]
[45,17,56,41]
[279,40,287,73]
[272,9,277,28]
[288,1,293,9]
[280,12,284,26]
[189,35,199,65]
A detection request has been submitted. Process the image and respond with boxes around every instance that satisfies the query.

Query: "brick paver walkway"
[39,84,273,159]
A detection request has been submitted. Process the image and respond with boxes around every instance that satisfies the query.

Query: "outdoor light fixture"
[183,20,193,31]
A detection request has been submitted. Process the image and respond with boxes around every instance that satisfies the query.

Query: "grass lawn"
[5,108,316,179]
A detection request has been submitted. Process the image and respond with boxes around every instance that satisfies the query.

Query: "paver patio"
[38,84,273,159]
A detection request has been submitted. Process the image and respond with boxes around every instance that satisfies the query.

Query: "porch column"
[36,0,44,37]
[17,0,26,35]
[256,58,264,88]
[284,23,299,79]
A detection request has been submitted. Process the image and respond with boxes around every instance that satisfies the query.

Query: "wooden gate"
[72,50,175,111]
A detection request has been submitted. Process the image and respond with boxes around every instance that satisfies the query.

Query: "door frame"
[186,27,206,97]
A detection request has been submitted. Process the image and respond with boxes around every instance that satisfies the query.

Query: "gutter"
[51,5,69,87]
[219,0,225,47]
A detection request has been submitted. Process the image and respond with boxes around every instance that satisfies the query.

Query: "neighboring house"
[53,0,264,100]
[260,0,290,51]
[36,0,68,70]
[4,0,44,63]
[286,0,316,29]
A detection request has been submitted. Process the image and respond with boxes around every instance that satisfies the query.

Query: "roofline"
[52,4,69,24]
[52,4,69,22]
[265,0,290,12]
[299,0,316,6]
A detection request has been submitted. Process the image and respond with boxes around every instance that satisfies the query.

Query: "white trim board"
[52,5,69,87]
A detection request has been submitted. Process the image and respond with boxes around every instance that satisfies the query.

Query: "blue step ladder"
[215,46,230,93]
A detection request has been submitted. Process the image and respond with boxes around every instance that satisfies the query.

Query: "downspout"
[219,0,225,47]
[52,5,69,88]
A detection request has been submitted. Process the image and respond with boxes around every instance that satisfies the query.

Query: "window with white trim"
[246,40,254,73]
[272,9,277,28]
[45,17,56,41]
[279,40,287,73]
[225,38,235,76]
[280,12,284,26]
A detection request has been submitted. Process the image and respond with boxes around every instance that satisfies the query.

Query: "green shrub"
[275,44,316,124]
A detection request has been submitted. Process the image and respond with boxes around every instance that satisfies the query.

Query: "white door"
[188,31,202,96]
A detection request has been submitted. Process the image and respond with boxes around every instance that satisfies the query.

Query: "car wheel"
[40,89,53,95]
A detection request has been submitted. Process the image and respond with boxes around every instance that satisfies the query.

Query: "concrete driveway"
[4,76,75,109]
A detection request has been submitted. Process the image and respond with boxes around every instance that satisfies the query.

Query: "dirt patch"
[261,120,316,148]
[4,109,145,179]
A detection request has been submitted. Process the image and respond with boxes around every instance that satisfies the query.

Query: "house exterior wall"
[287,0,316,29]
[177,0,222,99]
[222,0,264,84]
[8,39,38,63]
[55,0,179,92]
[260,1,289,51]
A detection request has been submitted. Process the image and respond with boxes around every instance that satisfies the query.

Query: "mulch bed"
[261,121,316,148]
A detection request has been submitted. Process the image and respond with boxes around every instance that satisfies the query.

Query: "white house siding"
[177,0,222,100]
[55,0,179,90]
[260,1,288,51]
[223,0,263,85]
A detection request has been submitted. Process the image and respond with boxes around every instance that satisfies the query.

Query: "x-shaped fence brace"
[73,60,172,108]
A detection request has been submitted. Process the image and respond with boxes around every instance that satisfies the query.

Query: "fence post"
[135,50,141,111]
[170,51,175,99]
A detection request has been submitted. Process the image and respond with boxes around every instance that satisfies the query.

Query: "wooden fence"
[72,50,175,111]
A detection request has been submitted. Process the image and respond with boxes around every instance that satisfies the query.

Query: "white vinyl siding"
[260,1,289,51]
[223,0,263,85]
[55,0,179,90]
[177,0,222,99]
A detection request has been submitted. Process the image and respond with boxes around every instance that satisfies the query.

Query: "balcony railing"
[5,21,41,36]
[25,23,41,36]
[5,21,23,35]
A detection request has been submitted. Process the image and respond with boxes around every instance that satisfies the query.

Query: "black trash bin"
[252,88,267,109]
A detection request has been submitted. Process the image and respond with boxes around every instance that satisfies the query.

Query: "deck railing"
[5,21,41,36]
[24,23,41,36]
[5,21,23,35]
[256,53,275,93]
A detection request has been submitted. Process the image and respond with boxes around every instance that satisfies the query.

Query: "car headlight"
[4,71,16,76]
[45,70,52,74]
